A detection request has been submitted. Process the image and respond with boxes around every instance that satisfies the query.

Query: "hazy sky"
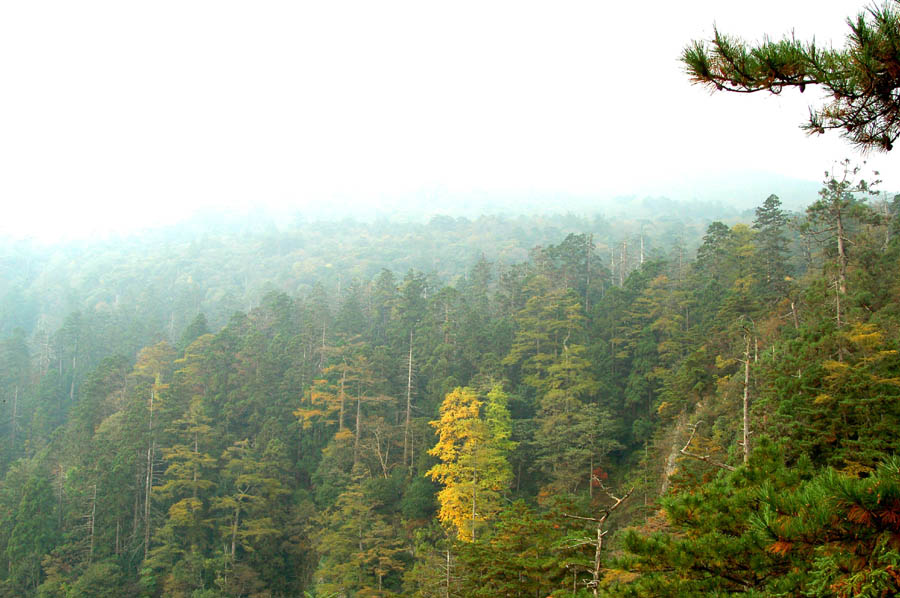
[1,1,894,239]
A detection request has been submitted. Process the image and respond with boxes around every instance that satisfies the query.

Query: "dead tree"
[563,482,635,597]
[737,318,755,464]
[680,421,736,472]
[403,330,415,468]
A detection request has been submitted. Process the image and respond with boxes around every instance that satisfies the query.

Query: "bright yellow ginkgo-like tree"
[427,385,513,541]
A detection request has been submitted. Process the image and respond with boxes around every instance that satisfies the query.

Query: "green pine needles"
[683,2,900,151]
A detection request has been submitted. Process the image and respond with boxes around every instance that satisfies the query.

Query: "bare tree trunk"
[640,228,645,265]
[231,503,240,562]
[10,384,17,450]
[835,280,843,331]
[586,233,593,312]
[338,367,346,432]
[471,440,477,542]
[836,211,847,296]
[609,245,615,286]
[89,483,97,564]
[403,331,414,467]
[592,524,603,598]
[143,439,153,561]
[354,384,361,464]
[132,476,141,539]
[563,485,634,598]
[742,335,751,464]
[143,385,155,561]
[445,547,451,598]
[373,427,391,478]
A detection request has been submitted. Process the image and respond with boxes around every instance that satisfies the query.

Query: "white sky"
[0,1,894,239]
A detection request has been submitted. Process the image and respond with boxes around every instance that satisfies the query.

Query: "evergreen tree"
[315,470,405,597]
[683,2,900,151]
[752,194,790,300]
[178,313,210,351]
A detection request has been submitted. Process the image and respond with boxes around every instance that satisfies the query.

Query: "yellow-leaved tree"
[427,385,515,541]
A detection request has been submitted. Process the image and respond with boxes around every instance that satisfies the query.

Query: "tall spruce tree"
[752,194,791,300]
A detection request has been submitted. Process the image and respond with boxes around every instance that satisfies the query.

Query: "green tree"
[67,561,132,598]
[752,194,791,300]
[315,472,406,597]
[453,500,579,598]
[532,343,619,495]
[683,2,900,151]
[755,457,900,598]
[806,161,880,330]
[606,440,812,597]
[212,439,287,594]
[5,476,57,594]
[145,396,217,596]
[178,313,210,351]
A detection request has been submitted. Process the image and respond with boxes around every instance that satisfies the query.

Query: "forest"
[0,164,899,597]
[4,3,900,597]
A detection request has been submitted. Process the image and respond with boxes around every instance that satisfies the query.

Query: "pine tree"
[607,439,812,597]
[752,194,791,300]
[683,2,900,151]
[754,456,900,598]
[315,470,405,597]
[212,439,287,592]
[147,396,217,590]
[806,161,880,330]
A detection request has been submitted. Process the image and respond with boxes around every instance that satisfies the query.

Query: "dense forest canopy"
[2,3,900,598]
[0,176,898,596]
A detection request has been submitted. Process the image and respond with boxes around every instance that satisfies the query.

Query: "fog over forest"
[2,2,900,598]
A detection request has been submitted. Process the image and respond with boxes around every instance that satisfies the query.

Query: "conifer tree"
[752,194,790,299]
[683,2,900,151]
[806,161,880,329]
[212,439,287,591]
[315,470,406,597]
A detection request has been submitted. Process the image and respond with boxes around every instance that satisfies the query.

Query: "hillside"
[0,184,898,596]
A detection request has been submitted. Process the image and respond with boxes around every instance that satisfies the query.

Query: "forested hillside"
[0,208,725,341]
[5,1,900,596]
[0,165,898,597]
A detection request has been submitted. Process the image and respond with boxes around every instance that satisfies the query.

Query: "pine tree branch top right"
[683,1,900,151]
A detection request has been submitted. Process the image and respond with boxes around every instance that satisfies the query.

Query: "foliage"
[427,386,514,541]
[0,183,897,596]
[683,1,900,150]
